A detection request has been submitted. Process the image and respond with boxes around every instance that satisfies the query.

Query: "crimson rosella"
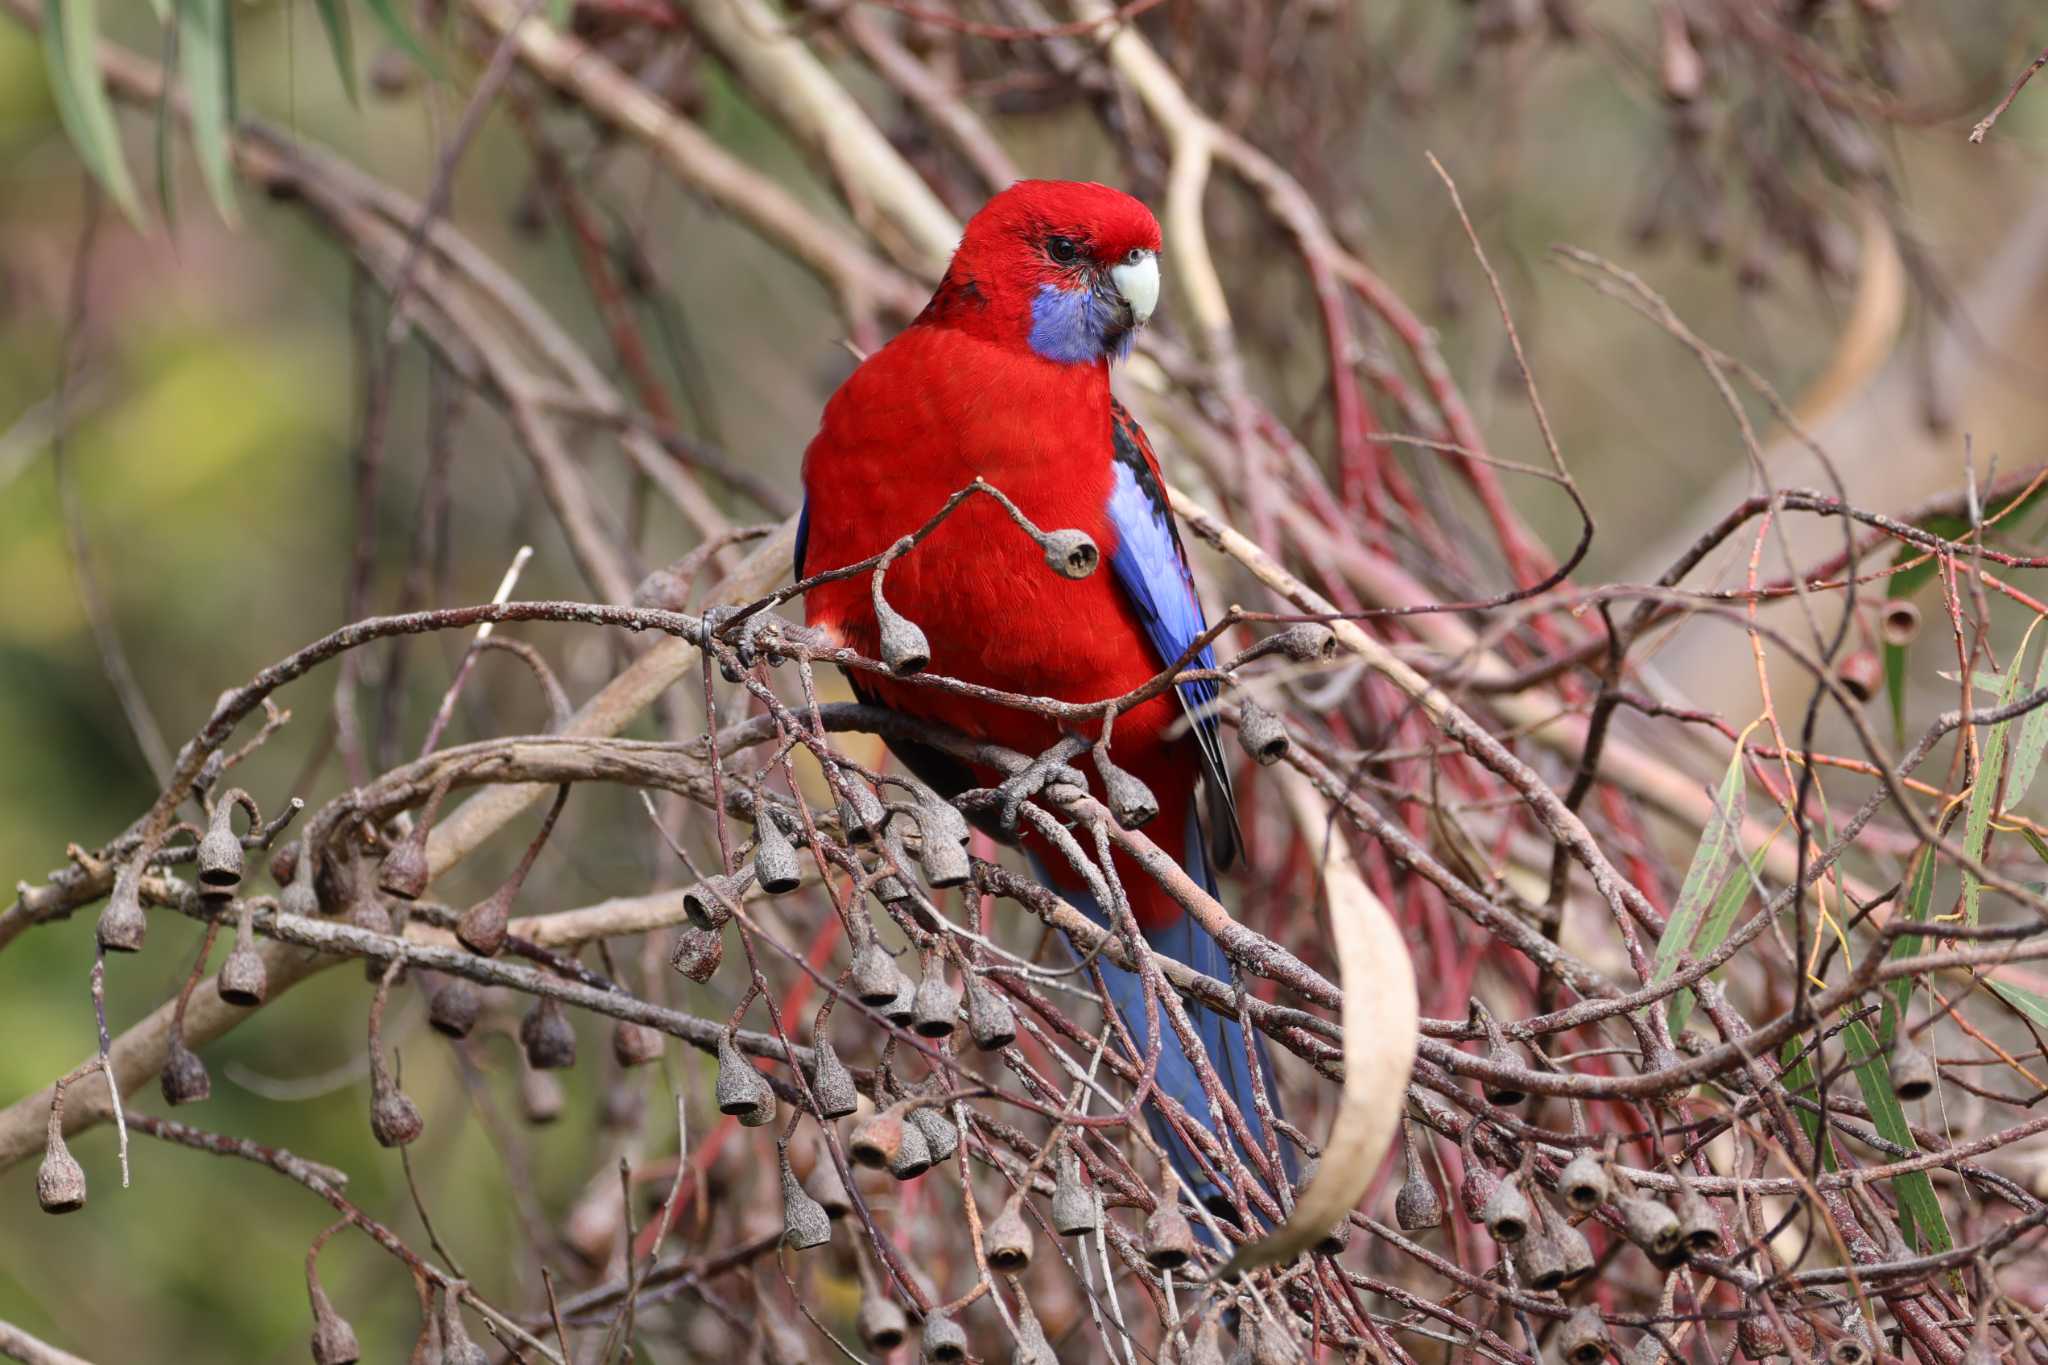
[797,179,1291,1212]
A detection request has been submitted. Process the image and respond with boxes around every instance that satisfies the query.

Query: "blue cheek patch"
[1029,283,1100,363]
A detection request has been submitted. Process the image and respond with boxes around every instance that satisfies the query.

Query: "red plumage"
[798,181,1192,930]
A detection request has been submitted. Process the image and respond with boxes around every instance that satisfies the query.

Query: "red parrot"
[797,180,1289,1212]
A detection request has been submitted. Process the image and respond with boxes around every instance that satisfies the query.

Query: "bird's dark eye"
[1046,235,1080,265]
[1125,247,1146,265]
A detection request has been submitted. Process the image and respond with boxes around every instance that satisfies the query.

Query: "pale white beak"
[1109,251,1160,327]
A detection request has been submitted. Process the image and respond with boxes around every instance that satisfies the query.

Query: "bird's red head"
[918,180,1163,365]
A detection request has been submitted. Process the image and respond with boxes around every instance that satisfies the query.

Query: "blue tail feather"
[1038,811,1296,1215]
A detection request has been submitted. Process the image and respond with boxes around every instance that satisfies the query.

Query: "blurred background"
[3,1,2047,1359]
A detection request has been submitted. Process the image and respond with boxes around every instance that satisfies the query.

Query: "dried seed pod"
[1512,1226,1569,1292]
[426,978,482,1038]
[856,1285,909,1353]
[883,978,918,1028]
[612,1020,664,1068]
[309,1286,361,1365]
[965,976,1018,1052]
[807,1038,859,1119]
[852,939,909,1007]
[920,1310,968,1363]
[1395,1122,1443,1231]
[520,997,577,1071]
[97,865,148,953]
[438,1284,488,1365]
[875,595,931,677]
[1556,1211,1595,1281]
[162,1034,212,1106]
[838,782,885,844]
[1889,1034,1937,1101]
[1010,1292,1059,1365]
[752,811,802,895]
[1477,1005,1529,1107]
[370,1085,424,1148]
[601,1081,645,1133]
[888,1114,933,1179]
[914,801,972,887]
[519,1063,564,1125]
[1036,526,1099,580]
[1837,649,1883,703]
[715,1034,773,1121]
[850,1110,907,1169]
[1145,1204,1200,1271]
[1274,622,1338,663]
[37,1101,86,1214]
[217,909,269,1008]
[909,1106,958,1162]
[456,887,511,958]
[197,799,247,900]
[280,846,321,919]
[1673,1181,1721,1255]
[1052,1147,1098,1235]
[683,872,745,930]
[1096,751,1159,829]
[759,1306,812,1365]
[1236,698,1291,764]
[781,1147,833,1251]
[1559,1305,1610,1365]
[1557,1149,1612,1214]
[911,966,961,1038]
[804,1151,852,1219]
[1617,1193,1683,1265]
[1479,1174,1533,1244]
[1880,599,1920,648]
[985,1198,1034,1271]
[671,925,723,982]
[872,825,915,906]
[1832,1310,1873,1365]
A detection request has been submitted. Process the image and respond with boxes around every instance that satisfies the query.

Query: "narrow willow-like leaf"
[1669,837,1772,1036]
[1883,848,1938,1048]
[310,0,360,105]
[1777,1036,1834,1170]
[2005,643,2048,806]
[1988,978,2048,1033]
[1653,746,1746,1031]
[42,0,143,223]
[1962,651,2029,924]
[1843,1018,1953,1254]
[177,0,238,224]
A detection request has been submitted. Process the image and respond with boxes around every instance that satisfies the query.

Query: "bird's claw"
[704,608,818,677]
[991,736,1090,832]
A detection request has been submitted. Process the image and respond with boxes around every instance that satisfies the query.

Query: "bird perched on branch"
[797,179,1292,1214]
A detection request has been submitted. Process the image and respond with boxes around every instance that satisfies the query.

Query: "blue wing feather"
[1105,403,1240,864]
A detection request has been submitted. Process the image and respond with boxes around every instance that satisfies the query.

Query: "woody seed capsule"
[856,1288,909,1352]
[1889,1035,1937,1101]
[1559,1305,1610,1365]
[1479,1175,1532,1244]
[985,1198,1034,1271]
[888,1116,933,1179]
[911,967,961,1038]
[966,976,1018,1051]
[218,913,269,1007]
[852,940,910,1007]
[427,978,483,1039]
[1145,1204,1201,1270]
[1617,1194,1683,1265]
[1097,752,1159,829]
[1051,1147,1098,1236]
[884,978,918,1028]
[162,1035,212,1106]
[1395,1123,1443,1231]
[370,1086,424,1148]
[612,1020,664,1068]
[1041,528,1099,579]
[804,1151,852,1219]
[849,1110,906,1169]
[838,783,885,843]
[308,1282,361,1365]
[908,1106,958,1162]
[438,1284,489,1365]
[876,597,931,677]
[920,1311,968,1363]
[97,866,148,953]
[1557,1149,1612,1213]
[1554,1207,1595,1281]
[715,1034,773,1120]
[1512,1226,1569,1291]
[1274,622,1337,663]
[670,924,724,982]
[197,801,246,900]
[37,1104,86,1214]
[781,1147,833,1251]
[752,812,802,895]
[1236,698,1290,764]
[520,997,577,1070]
[807,1038,859,1119]
[1674,1181,1721,1255]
